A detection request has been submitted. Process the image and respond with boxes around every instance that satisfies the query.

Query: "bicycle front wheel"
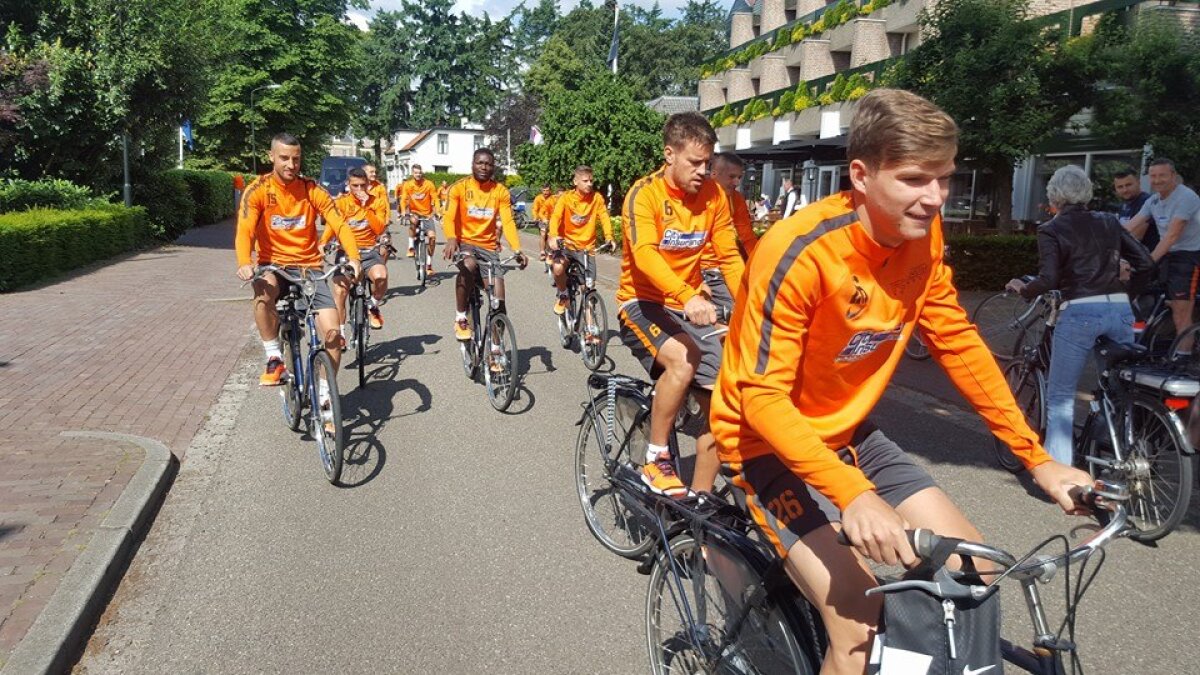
[1089,395,1194,542]
[903,332,931,361]
[972,292,1027,362]
[416,242,428,287]
[1166,321,1200,371]
[311,350,345,485]
[994,360,1044,474]
[580,291,609,371]
[484,312,519,411]
[280,324,304,432]
[575,394,655,558]
[351,295,368,390]
[646,535,817,675]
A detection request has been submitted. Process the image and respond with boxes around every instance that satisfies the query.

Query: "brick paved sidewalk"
[0,219,254,665]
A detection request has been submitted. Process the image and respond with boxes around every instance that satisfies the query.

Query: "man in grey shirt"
[1125,158,1200,347]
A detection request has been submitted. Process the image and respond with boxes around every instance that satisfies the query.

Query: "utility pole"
[122,133,132,207]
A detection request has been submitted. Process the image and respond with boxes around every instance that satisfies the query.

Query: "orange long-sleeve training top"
[549,189,613,251]
[236,173,358,267]
[441,177,521,251]
[532,193,557,222]
[367,180,390,224]
[320,192,388,250]
[616,167,744,310]
[700,187,758,268]
[400,177,436,217]
[710,192,1052,511]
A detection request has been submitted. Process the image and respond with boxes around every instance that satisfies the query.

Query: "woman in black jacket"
[1006,165,1154,465]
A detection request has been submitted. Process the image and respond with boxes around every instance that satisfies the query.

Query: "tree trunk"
[990,162,1015,233]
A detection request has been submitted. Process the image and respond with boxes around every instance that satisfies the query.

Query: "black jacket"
[1020,204,1154,301]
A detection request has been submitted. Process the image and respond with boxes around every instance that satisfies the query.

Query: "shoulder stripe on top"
[754,210,859,374]
[625,177,652,245]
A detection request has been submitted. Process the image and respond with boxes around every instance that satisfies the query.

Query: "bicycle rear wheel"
[575,394,655,558]
[484,312,519,411]
[1086,394,1194,542]
[1140,310,1177,358]
[311,350,345,485]
[1166,321,1200,370]
[557,293,573,349]
[972,292,1027,362]
[280,323,304,432]
[580,290,609,371]
[994,360,1044,473]
[646,535,818,675]
[903,332,931,360]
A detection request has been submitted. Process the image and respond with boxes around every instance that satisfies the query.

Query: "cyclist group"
[237,87,1141,673]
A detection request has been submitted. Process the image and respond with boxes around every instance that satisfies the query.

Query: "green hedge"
[0,178,107,212]
[945,235,1038,291]
[134,171,195,240]
[0,206,152,291]
[167,169,236,226]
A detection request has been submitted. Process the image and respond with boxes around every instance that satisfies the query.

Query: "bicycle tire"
[646,535,818,675]
[972,292,1027,362]
[1140,309,1177,358]
[460,302,480,380]
[994,360,1044,474]
[574,395,655,559]
[352,293,368,390]
[1166,321,1200,370]
[1084,393,1194,542]
[581,290,609,371]
[903,332,931,361]
[311,350,345,485]
[416,238,428,288]
[484,312,519,411]
[280,323,304,432]
[557,294,573,349]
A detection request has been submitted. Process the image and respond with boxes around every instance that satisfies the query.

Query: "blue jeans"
[1045,301,1135,465]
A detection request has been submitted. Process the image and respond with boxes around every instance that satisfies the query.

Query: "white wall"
[385,129,494,191]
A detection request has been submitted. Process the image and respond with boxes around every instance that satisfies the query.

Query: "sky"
[349,0,698,29]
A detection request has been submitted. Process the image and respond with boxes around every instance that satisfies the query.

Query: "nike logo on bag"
[963,665,997,675]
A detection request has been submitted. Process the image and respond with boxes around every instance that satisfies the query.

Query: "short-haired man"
[1113,167,1154,248]
[363,164,391,224]
[1124,158,1200,349]
[549,166,613,317]
[532,184,558,260]
[235,133,361,389]
[321,167,389,331]
[779,177,805,219]
[710,89,1092,674]
[618,112,745,497]
[399,164,437,276]
[699,152,758,311]
[442,148,528,342]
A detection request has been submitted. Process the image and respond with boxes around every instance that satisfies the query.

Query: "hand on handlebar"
[1030,461,1095,516]
[515,251,529,270]
[840,491,919,568]
[443,238,460,261]
[548,237,560,252]
[236,264,256,281]
[683,294,718,327]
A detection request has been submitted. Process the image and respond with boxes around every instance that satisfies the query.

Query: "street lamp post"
[250,83,282,174]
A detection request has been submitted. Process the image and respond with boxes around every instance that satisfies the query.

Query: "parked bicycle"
[452,251,522,411]
[995,291,1194,542]
[972,285,1053,362]
[253,264,353,484]
[552,240,611,371]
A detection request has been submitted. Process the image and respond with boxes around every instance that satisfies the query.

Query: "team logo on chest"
[846,276,870,320]
[269,214,306,230]
[660,229,706,250]
[835,323,903,363]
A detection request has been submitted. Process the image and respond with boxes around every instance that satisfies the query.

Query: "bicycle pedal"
[635,557,656,576]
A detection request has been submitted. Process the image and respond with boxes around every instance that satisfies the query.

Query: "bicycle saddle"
[1093,336,1147,368]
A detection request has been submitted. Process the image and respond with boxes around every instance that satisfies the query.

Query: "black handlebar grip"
[835,528,938,558]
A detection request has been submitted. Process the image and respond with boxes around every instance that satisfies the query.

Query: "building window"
[437,133,449,155]
[473,135,484,150]
[434,165,449,173]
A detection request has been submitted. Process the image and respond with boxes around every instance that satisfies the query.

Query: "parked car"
[319,156,367,196]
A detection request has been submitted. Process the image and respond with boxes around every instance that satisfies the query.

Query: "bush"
[168,169,236,226]
[134,171,195,240]
[423,172,468,189]
[945,235,1037,290]
[0,206,152,291]
[505,174,524,188]
[0,178,106,213]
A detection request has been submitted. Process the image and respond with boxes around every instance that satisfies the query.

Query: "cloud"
[368,0,692,20]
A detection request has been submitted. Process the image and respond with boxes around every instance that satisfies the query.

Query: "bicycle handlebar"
[449,250,525,270]
[253,264,352,286]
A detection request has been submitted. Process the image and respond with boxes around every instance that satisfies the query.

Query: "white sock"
[318,379,331,400]
[407,237,415,249]
[368,296,378,309]
[646,443,669,464]
[456,311,467,322]
[263,339,282,360]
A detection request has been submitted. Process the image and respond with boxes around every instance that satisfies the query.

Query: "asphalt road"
[77,254,1200,674]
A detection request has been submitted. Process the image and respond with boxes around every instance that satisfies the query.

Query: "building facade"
[382,126,493,192]
[700,0,1197,225]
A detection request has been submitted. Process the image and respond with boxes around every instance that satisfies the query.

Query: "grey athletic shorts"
[731,422,937,558]
[618,301,724,388]
[701,268,734,316]
[553,248,595,284]
[270,267,335,311]
[459,244,509,278]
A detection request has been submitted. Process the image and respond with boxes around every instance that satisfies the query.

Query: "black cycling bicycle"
[552,241,611,371]
[410,215,435,288]
[452,251,523,411]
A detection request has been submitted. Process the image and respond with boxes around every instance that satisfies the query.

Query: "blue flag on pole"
[181,119,195,149]
[606,2,619,73]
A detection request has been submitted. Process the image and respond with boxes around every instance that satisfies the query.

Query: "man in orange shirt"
[548,166,613,317]
[399,164,437,275]
[531,183,557,260]
[321,167,389,330]
[710,89,1093,674]
[363,164,391,225]
[235,133,361,386]
[617,112,744,497]
[437,181,450,215]
[232,173,246,211]
[442,148,528,341]
[699,151,758,312]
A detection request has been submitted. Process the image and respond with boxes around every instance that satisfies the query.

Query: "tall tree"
[511,0,561,67]
[895,0,1094,226]
[517,72,663,205]
[354,10,415,159]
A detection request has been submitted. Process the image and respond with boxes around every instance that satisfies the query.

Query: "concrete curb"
[2,432,176,675]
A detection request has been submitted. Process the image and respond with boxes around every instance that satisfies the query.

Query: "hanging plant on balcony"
[778,90,796,115]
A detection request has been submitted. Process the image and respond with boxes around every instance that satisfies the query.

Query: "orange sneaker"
[368,306,383,330]
[406,246,416,258]
[642,454,690,498]
[553,296,568,316]
[259,357,286,386]
[454,318,472,341]
[426,264,435,276]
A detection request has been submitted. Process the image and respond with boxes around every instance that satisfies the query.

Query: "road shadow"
[338,368,434,488]
[520,345,557,377]
[0,524,23,544]
[500,384,536,416]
